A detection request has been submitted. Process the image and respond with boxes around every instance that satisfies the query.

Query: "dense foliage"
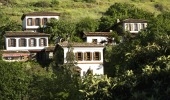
[0,2,170,100]
[99,3,154,31]
[0,11,22,49]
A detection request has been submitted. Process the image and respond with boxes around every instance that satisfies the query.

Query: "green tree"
[0,61,30,99]
[79,75,112,100]
[99,3,154,31]
[76,17,99,38]
[0,19,22,49]
[44,19,81,44]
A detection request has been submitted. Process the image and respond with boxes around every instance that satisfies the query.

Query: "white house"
[56,42,105,76]
[4,31,49,51]
[84,32,115,45]
[120,19,147,34]
[21,11,60,32]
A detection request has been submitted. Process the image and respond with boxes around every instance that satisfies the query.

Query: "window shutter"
[24,39,27,47]
[14,39,16,47]
[84,53,87,61]
[90,52,92,60]
[44,38,47,46]
[99,52,101,60]
[75,52,78,61]
[32,18,35,26]
[131,24,133,31]
[81,52,83,60]
[34,39,36,46]
[19,39,21,47]
[29,39,31,47]
[39,38,41,46]
[93,52,95,60]
[42,18,44,25]
[8,39,11,47]
[39,18,41,26]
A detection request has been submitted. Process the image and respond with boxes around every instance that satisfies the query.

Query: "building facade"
[4,31,49,51]
[21,12,60,32]
[55,42,105,76]
[121,19,147,34]
[84,32,115,45]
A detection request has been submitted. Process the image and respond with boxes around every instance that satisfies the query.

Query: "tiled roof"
[21,11,60,20]
[84,32,112,36]
[5,31,50,37]
[121,19,148,23]
[58,42,104,47]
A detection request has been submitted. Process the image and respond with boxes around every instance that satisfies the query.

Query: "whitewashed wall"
[86,36,108,44]
[5,37,48,50]
[123,23,147,33]
[22,16,59,30]
[63,46,104,76]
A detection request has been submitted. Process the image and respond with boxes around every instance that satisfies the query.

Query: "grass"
[1,0,170,23]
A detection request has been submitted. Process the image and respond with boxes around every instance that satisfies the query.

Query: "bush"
[0,0,15,5]
[154,3,164,11]
[33,1,51,7]
[50,0,59,7]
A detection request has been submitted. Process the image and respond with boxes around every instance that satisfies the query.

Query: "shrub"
[0,0,15,5]
[154,3,164,11]
[33,1,51,7]
[50,0,59,7]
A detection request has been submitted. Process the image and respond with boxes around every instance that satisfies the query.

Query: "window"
[129,24,133,31]
[92,39,97,44]
[93,52,101,60]
[75,52,83,61]
[42,18,48,25]
[27,18,33,26]
[141,23,145,29]
[39,38,47,46]
[8,39,16,47]
[29,38,36,47]
[134,23,138,31]
[35,18,40,26]
[125,24,129,31]
[84,52,92,61]
[19,38,26,47]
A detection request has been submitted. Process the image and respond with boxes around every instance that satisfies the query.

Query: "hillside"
[1,0,170,23]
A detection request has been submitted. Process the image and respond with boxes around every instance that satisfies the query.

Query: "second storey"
[21,12,60,32]
[4,31,49,51]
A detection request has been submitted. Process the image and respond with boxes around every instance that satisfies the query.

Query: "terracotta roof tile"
[21,11,60,20]
[84,32,112,36]
[5,31,50,37]
[58,42,104,47]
